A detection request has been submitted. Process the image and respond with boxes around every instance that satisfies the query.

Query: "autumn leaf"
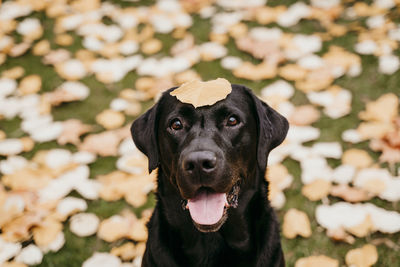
[170,78,232,108]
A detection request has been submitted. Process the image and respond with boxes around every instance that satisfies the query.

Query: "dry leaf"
[342,149,373,169]
[2,67,25,79]
[359,93,398,123]
[330,184,372,203]
[110,242,136,261]
[97,210,147,242]
[18,75,42,95]
[33,40,51,56]
[32,217,63,246]
[14,244,43,266]
[79,127,129,157]
[2,212,44,242]
[289,105,320,126]
[347,215,374,237]
[170,78,232,108]
[57,119,92,145]
[279,64,308,81]
[283,208,312,239]
[82,252,121,267]
[96,109,125,130]
[2,262,28,267]
[327,228,355,244]
[233,61,277,81]
[345,244,378,267]
[55,34,74,46]
[302,179,331,201]
[141,39,162,55]
[295,255,339,267]
[69,213,99,237]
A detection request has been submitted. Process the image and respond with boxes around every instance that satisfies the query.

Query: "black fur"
[131,84,289,267]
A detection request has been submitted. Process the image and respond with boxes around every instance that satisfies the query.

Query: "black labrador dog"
[131,84,288,266]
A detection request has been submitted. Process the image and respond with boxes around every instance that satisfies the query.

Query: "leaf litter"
[0,0,399,266]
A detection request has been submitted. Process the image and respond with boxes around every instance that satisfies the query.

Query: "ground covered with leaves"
[0,0,400,266]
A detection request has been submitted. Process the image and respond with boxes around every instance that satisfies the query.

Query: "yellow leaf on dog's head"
[170,78,232,108]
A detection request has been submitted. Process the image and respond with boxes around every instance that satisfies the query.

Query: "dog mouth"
[182,183,240,233]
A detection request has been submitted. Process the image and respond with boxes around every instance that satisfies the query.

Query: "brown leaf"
[347,215,374,238]
[295,255,339,267]
[170,78,232,108]
[236,36,283,60]
[110,242,136,261]
[359,93,398,123]
[327,228,355,244]
[79,126,129,157]
[302,179,331,201]
[32,217,63,246]
[330,184,372,203]
[233,61,277,81]
[95,110,125,130]
[342,149,373,169]
[57,119,92,146]
[283,208,312,239]
[345,244,378,267]
[289,105,320,126]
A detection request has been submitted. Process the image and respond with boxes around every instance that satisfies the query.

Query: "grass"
[0,0,399,266]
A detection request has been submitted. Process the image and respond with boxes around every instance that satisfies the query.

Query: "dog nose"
[183,151,217,174]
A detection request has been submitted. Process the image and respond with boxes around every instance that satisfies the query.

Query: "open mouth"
[182,183,240,233]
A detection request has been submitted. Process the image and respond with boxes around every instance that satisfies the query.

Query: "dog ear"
[130,103,160,173]
[245,87,289,170]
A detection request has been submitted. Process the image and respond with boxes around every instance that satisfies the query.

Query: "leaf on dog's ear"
[345,244,378,267]
[170,78,232,108]
[295,255,339,267]
[283,208,312,239]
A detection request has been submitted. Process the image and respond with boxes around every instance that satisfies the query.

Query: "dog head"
[131,84,288,232]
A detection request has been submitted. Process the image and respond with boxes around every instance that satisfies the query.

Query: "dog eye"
[226,116,239,127]
[170,119,183,130]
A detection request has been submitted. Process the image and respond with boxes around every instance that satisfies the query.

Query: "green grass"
[1,0,400,266]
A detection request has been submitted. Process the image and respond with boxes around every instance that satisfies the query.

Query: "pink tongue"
[187,190,227,225]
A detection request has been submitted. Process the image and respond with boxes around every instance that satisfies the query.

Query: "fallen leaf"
[342,149,373,169]
[345,244,378,267]
[79,126,129,157]
[359,93,398,123]
[330,184,372,203]
[18,75,42,95]
[57,119,92,146]
[283,208,312,239]
[2,67,25,79]
[279,64,308,81]
[302,179,331,201]
[15,244,43,266]
[327,228,355,244]
[110,242,136,261]
[295,255,338,267]
[32,217,63,247]
[82,252,121,267]
[233,61,277,81]
[69,213,100,237]
[289,105,320,126]
[33,40,51,56]
[170,78,232,108]
[347,215,374,237]
[96,109,125,130]
[97,210,147,242]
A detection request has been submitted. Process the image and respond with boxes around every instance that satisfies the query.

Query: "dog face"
[131,84,288,232]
